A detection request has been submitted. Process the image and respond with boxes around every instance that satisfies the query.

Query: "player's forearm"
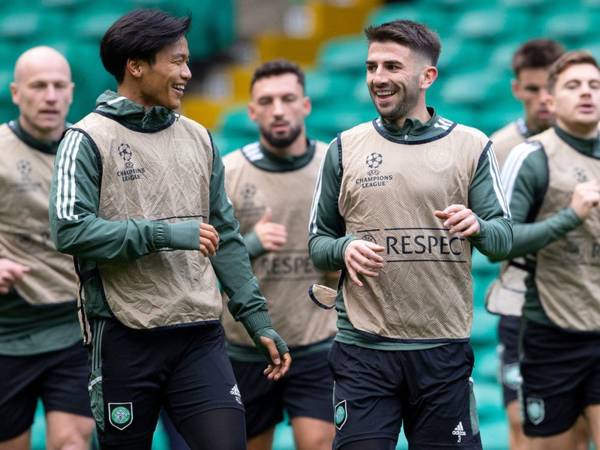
[242,231,266,259]
[507,208,582,258]
[308,234,355,271]
[51,214,199,261]
[468,217,513,259]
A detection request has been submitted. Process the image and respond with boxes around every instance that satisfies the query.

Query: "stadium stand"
[2,0,598,448]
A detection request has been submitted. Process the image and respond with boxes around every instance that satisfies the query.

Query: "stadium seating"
[0,0,235,124]
[9,0,600,448]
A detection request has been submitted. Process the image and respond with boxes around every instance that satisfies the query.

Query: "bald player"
[0,47,94,450]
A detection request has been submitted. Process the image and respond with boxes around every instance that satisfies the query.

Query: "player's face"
[366,42,424,122]
[248,73,310,149]
[549,63,600,129]
[11,58,73,138]
[137,37,191,110]
[513,68,552,132]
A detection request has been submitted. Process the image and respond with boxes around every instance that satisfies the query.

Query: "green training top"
[309,109,513,350]
[501,125,598,326]
[0,120,80,356]
[48,91,273,336]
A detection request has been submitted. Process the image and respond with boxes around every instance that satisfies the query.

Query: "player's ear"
[420,65,437,89]
[247,101,258,123]
[511,79,522,100]
[126,58,144,79]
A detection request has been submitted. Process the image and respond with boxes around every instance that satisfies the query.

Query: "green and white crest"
[334,400,348,430]
[526,397,545,425]
[109,402,133,430]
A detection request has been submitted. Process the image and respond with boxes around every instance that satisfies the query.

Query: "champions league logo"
[118,143,133,169]
[116,143,145,182]
[361,233,377,244]
[16,159,32,182]
[366,152,383,175]
[574,167,588,183]
[356,152,392,189]
[12,159,42,193]
[241,183,256,201]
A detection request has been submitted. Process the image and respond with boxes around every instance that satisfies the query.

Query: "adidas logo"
[230,384,242,405]
[452,421,467,443]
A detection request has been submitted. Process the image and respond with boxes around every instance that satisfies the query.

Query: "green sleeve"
[207,145,272,335]
[242,230,266,259]
[466,143,513,258]
[501,143,582,258]
[308,139,356,271]
[49,129,199,262]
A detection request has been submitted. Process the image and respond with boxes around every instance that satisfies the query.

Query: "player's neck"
[392,103,431,129]
[556,118,599,140]
[18,117,63,143]
[260,132,307,158]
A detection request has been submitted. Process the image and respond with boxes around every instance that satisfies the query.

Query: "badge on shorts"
[526,397,545,425]
[108,402,133,430]
[334,400,348,430]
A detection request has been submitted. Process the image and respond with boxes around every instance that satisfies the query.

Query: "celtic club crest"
[108,402,133,430]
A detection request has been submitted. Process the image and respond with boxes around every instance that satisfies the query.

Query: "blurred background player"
[485,38,571,450]
[0,47,94,450]
[48,9,290,450]
[221,59,336,450]
[309,20,512,450]
[500,50,600,450]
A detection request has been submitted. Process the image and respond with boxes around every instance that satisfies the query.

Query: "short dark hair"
[100,9,191,84]
[547,50,599,92]
[364,20,441,66]
[512,39,565,77]
[250,59,305,91]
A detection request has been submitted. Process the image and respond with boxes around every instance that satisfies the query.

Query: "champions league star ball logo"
[366,152,383,169]
[241,183,256,201]
[118,143,134,169]
[16,159,32,182]
[366,152,383,176]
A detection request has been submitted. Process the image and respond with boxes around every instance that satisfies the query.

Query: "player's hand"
[570,181,600,220]
[254,208,287,252]
[343,240,385,287]
[253,328,291,381]
[199,223,219,257]
[260,336,292,381]
[435,204,480,238]
[0,258,29,294]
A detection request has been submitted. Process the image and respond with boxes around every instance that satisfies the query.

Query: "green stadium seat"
[72,6,129,41]
[219,107,255,140]
[317,36,367,76]
[365,3,446,31]
[582,41,600,60]
[454,9,531,40]
[0,11,41,40]
[212,132,251,157]
[307,107,376,143]
[471,309,498,346]
[473,380,504,422]
[479,419,510,450]
[41,0,90,10]
[437,38,486,75]
[441,72,493,107]
[544,11,592,44]
[0,65,13,107]
[473,346,499,383]
[273,422,295,450]
[305,71,356,107]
